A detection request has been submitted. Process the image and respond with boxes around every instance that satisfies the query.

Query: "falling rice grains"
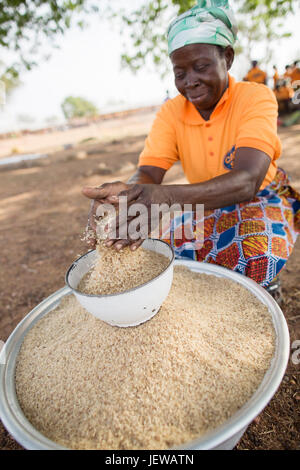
[15,266,275,450]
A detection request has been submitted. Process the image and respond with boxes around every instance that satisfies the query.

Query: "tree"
[0,0,296,78]
[118,0,295,74]
[0,62,21,97]
[236,13,292,68]
[61,96,98,120]
[237,0,293,67]
[0,0,100,77]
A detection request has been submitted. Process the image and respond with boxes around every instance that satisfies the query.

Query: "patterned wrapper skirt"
[163,168,300,287]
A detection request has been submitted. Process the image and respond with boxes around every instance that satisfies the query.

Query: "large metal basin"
[0,260,290,450]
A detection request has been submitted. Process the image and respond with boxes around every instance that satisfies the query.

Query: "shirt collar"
[181,74,236,125]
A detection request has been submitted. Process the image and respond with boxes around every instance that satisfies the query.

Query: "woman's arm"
[166,147,271,209]
[120,148,271,210]
[128,166,166,185]
[108,148,271,250]
[83,148,271,250]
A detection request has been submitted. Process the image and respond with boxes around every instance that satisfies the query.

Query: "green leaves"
[0,0,296,82]
[240,0,293,16]
[61,96,98,119]
[0,0,100,78]
[173,0,196,14]
[235,0,295,65]
[118,0,296,75]
[0,62,21,95]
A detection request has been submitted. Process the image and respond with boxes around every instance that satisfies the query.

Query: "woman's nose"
[185,71,199,88]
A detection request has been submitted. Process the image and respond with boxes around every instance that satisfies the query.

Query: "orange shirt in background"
[284,69,293,80]
[139,75,281,190]
[244,66,267,84]
[273,70,279,89]
[274,86,294,101]
[291,67,300,83]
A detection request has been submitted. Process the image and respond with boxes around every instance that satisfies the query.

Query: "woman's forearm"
[128,166,166,185]
[128,169,157,184]
[167,169,257,210]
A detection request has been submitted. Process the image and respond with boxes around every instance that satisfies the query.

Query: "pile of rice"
[77,243,170,295]
[15,266,275,450]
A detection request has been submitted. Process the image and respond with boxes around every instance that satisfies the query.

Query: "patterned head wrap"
[167,0,238,55]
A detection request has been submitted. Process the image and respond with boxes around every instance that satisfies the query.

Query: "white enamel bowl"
[65,239,174,327]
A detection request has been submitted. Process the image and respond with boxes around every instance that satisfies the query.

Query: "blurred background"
[0,0,299,133]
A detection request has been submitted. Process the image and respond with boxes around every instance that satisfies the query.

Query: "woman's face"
[171,43,234,112]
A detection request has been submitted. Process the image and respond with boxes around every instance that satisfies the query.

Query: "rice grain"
[77,243,170,295]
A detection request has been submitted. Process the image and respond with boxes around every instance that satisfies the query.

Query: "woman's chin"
[186,94,209,108]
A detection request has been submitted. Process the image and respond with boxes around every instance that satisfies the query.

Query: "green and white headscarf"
[167,0,238,55]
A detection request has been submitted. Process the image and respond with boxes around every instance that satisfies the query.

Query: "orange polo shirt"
[274,86,294,101]
[273,70,279,89]
[244,67,267,84]
[291,67,300,83]
[284,69,293,80]
[138,75,281,190]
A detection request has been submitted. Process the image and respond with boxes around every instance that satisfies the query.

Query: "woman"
[83,0,300,299]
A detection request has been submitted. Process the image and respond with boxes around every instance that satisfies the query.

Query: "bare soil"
[0,112,299,450]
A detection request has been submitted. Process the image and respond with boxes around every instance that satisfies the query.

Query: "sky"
[0,2,300,133]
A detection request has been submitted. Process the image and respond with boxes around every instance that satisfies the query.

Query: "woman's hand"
[106,184,173,251]
[82,181,131,248]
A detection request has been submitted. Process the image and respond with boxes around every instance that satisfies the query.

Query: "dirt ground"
[0,111,299,450]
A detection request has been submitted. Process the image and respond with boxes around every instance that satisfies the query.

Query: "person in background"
[284,65,293,82]
[83,0,300,304]
[273,65,279,90]
[274,80,294,115]
[243,60,267,85]
[290,61,300,85]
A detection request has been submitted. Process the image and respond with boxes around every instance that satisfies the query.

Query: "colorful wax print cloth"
[163,168,300,287]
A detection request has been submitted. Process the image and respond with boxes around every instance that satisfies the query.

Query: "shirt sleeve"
[235,85,282,160]
[138,102,179,170]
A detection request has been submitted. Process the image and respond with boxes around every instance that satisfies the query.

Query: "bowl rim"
[65,238,175,298]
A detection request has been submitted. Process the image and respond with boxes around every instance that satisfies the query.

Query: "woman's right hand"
[82,181,131,248]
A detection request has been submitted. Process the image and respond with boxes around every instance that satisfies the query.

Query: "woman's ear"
[224,46,234,71]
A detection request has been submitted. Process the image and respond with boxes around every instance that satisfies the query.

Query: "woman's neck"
[198,108,214,121]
